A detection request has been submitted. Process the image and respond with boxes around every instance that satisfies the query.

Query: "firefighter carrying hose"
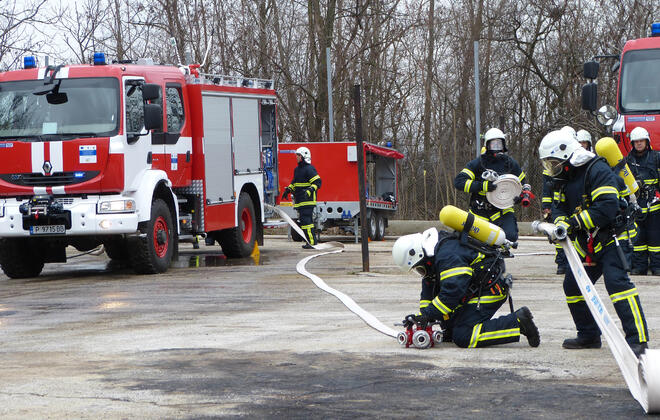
[625,127,660,275]
[454,127,528,242]
[281,147,322,249]
[539,129,649,356]
[392,226,540,349]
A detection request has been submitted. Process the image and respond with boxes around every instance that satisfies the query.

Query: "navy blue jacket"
[287,161,321,208]
[454,153,525,208]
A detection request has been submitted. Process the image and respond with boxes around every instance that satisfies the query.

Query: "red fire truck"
[0,54,278,277]
[277,141,403,241]
[582,22,660,152]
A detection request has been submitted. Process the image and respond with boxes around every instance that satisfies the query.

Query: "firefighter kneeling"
[392,219,540,349]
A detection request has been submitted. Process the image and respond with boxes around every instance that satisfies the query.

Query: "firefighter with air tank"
[538,129,649,357]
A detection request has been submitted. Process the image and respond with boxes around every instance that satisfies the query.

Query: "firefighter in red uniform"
[282,147,322,249]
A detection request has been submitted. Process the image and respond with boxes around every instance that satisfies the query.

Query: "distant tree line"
[1,0,659,219]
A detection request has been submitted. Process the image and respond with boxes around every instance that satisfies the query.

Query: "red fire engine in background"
[582,22,660,152]
[277,141,404,241]
[0,53,278,278]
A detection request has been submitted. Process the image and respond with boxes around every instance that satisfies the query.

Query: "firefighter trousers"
[450,293,521,348]
[563,242,649,345]
[632,210,660,274]
[297,205,316,245]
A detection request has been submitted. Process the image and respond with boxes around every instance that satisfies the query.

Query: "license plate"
[29,225,65,235]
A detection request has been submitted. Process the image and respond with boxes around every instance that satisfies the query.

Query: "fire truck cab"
[582,22,660,153]
[0,54,277,278]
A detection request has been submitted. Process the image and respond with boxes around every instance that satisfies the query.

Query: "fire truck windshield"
[620,48,660,114]
[0,77,119,140]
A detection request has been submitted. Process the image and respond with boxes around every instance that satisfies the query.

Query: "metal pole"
[326,47,334,142]
[353,84,369,272]
[473,40,481,158]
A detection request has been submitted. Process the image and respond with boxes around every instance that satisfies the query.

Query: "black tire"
[129,199,174,274]
[0,238,45,278]
[104,239,129,260]
[218,192,257,258]
[368,214,378,240]
[375,214,386,241]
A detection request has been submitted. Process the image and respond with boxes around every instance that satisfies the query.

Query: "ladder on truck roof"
[197,73,274,90]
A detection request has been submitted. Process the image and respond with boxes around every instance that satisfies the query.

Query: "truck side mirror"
[583,61,599,79]
[144,103,162,131]
[582,83,598,112]
[142,83,160,101]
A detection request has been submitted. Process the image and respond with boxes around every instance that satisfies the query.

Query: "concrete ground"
[0,234,657,418]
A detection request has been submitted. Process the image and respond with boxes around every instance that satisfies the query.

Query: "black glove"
[402,313,429,329]
[281,187,292,200]
[485,181,497,192]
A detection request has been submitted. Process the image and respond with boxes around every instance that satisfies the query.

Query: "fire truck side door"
[201,94,234,203]
[122,77,154,191]
[232,98,260,173]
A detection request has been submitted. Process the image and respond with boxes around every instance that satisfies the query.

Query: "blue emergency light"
[93,52,106,65]
[74,172,84,179]
[652,23,660,37]
[23,56,36,69]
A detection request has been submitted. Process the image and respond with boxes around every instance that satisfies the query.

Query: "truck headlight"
[97,199,136,214]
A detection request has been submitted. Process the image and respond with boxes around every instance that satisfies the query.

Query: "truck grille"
[0,171,99,187]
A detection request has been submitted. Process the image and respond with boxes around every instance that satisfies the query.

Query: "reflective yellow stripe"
[293,182,312,187]
[610,288,638,303]
[419,300,431,308]
[643,179,658,185]
[543,169,551,176]
[432,297,452,315]
[591,186,618,200]
[566,295,585,304]
[461,168,475,179]
[649,246,660,253]
[630,295,647,342]
[467,293,507,304]
[477,328,520,341]
[650,203,660,212]
[542,197,552,203]
[634,245,648,252]
[482,181,490,192]
[440,266,473,280]
[468,324,482,348]
[464,179,473,192]
[309,175,320,183]
[573,239,586,258]
[470,253,485,266]
[518,172,526,182]
[579,210,595,230]
[294,201,316,207]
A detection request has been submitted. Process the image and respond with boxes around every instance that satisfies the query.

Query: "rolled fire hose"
[533,221,660,413]
[266,204,398,337]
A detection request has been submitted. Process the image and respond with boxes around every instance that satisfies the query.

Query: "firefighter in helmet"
[626,126,660,275]
[539,129,649,356]
[392,227,540,348]
[454,127,527,242]
[282,147,322,249]
[576,129,593,152]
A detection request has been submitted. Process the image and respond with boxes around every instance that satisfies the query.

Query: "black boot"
[630,342,648,358]
[302,243,314,249]
[556,266,566,275]
[562,336,602,349]
[515,306,540,347]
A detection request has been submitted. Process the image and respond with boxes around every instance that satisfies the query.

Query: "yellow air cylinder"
[439,205,507,246]
[594,137,639,195]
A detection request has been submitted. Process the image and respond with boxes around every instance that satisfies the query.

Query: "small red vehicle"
[277,141,404,241]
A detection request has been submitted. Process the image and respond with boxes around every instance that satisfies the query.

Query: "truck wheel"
[0,239,45,278]
[129,199,174,274]
[219,192,256,258]
[104,239,129,260]
[375,214,386,241]
[368,214,378,240]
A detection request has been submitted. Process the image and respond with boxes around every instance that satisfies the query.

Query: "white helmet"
[560,126,578,140]
[391,228,439,273]
[576,129,592,145]
[295,146,311,163]
[538,130,582,176]
[630,126,651,149]
[484,128,507,152]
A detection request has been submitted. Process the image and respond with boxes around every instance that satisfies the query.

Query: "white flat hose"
[533,221,660,413]
[266,204,398,338]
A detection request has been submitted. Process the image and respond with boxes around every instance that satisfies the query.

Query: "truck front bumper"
[0,195,139,237]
